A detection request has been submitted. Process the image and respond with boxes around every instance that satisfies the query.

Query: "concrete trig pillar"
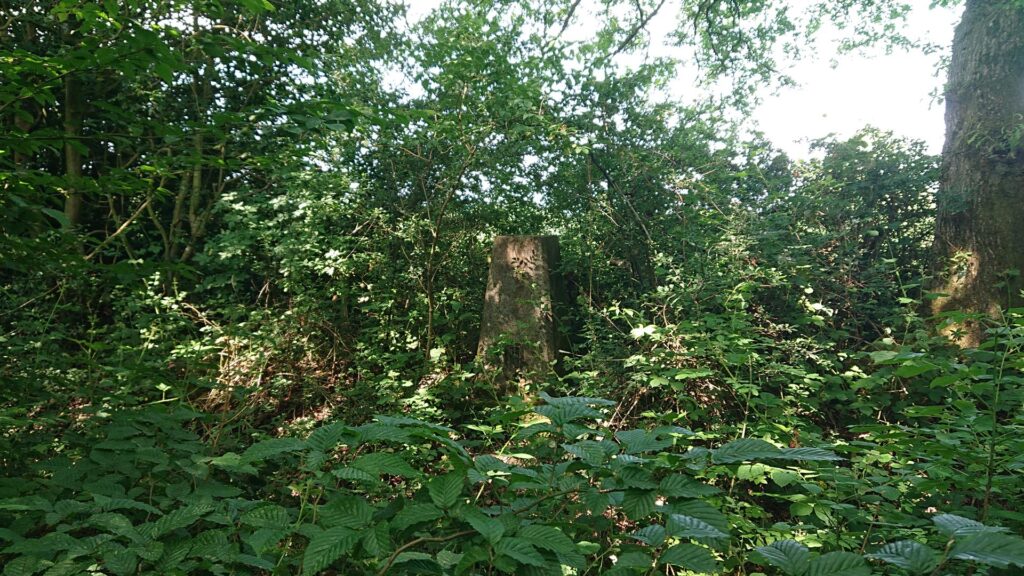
[477,235,566,389]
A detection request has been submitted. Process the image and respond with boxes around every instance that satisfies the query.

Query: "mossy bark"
[477,235,568,391]
[931,0,1024,346]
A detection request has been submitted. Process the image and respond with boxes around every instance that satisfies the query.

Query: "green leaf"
[3,555,44,576]
[868,540,938,574]
[659,475,720,497]
[392,503,444,531]
[460,507,504,544]
[494,537,546,567]
[244,528,288,553]
[141,503,211,539]
[780,447,843,461]
[755,540,810,576]
[616,429,672,454]
[306,422,356,452]
[672,500,730,536]
[630,524,666,546]
[562,440,609,464]
[40,208,71,229]
[894,361,939,378]
[950,533,1024,568]
[660,543,718,573]
[240,504,290,528]
[241,437,305,463]
[428,472,464,509]
[207,452,257,474]
[673,368,715,380]
[932,513,1008,537]
[332,466,379,484]
[350,452,420,478]
[319,495,373,529]
[621,490,656,519]
[302,526,359,574]
[534,403,602,425]
[238,0,276,13]
[666,514,728,539]
[712,438,782,463]
[516,525,575,554]
[868,350,900,363]
[537,392,615,407]
[806,551,870,576]
[361,521,392,556]
[615,551,654,568]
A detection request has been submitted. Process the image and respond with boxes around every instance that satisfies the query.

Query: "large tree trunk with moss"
[931,0,1024,346]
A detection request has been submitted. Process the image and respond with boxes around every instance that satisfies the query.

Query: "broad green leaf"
[391,551,442,572]
[517,525,583,567]
[306,422,356,453]
[712,438,782,463]
[868,540,938,574]
[630,524,666,546]
[673,368,715,380]
[302,526,359,574]
[615,551,654,568]
[755,540,810,576]
[672,500,730,536]
[806,551,870,576]
[428,472,464,509]
[666,514,727,539]
[240,504,290,528]
[621,490,656,519]
[241,437,305,463]
[538,392,615,407]
[534,403,602,425]
[660,543,718,573]
[780,447,843,461]
[494,537,546,567]
[243,528,288,553]
[361,521,392,556]
[206,452,256,474]
[932,513,1008,537]
[894,361,939,378]
[659,475,720,497]
[563,441,609,464]
[2,555,44,576]
[350,452,420,478]
[235,553,276,570]
[616,429,672,454]
[141,503,212,539]
[332,466,379,484]
[319,495,373,529]
[950,533,1024,568]
[392,503,444,531]
[460,507,504,544]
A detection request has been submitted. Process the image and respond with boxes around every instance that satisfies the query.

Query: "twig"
[377,530,475,576]
[613,0,669,56]
[85,196,152,260]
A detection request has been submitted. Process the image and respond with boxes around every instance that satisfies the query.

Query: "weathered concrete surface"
[477,235,567,388]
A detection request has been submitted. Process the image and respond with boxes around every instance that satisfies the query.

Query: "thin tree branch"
[613,0,669,56]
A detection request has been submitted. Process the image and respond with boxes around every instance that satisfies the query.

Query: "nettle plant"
[2,394,1023,575]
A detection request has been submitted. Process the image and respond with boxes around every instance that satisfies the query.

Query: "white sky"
[751,3,960,158]
[403,0,962,159]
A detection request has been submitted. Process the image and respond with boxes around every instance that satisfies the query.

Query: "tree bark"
[931,0,1024,346]
[63,74,84,228]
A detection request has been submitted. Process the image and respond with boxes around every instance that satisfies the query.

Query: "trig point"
[477,235,567,388]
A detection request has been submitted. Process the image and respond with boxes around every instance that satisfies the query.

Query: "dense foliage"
[2,1,1023,575]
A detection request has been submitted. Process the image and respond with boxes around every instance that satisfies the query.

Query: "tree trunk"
[931,0,1024,346]
[63,74,84,228]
